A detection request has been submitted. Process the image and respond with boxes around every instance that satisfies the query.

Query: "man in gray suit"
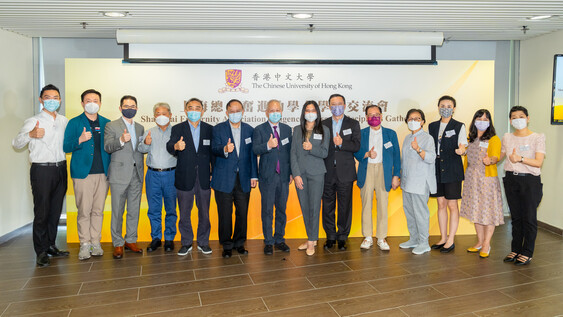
[104,95,145,259]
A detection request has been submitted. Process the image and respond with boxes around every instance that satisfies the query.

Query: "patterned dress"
[460,139,504,226]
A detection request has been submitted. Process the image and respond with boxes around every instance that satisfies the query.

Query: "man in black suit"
[322,94,361,250]
[252,100,293,255]
[166,98,214,256]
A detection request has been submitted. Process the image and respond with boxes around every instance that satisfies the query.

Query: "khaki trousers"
[360,163,389,239]
[73,173,109,244]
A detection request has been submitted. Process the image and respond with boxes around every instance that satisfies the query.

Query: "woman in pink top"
[500,106,545,266]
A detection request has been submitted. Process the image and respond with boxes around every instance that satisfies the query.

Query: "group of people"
[13,84,545,268]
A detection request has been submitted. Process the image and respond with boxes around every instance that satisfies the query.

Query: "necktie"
[273,126,281,174]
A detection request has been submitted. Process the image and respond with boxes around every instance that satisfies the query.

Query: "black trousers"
[322,172,354,241]
[30,163,68,255]
[503,172,543,257]
[214,174,250,250]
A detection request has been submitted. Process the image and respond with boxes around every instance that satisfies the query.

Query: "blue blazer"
[252,121,292,184]
[211,120,258,193]
[354,126,401,191]
[63,112,110,179]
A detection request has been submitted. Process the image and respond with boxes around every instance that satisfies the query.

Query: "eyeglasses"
[407,118,422,122]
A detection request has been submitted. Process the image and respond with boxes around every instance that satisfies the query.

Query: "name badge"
[343,128,352,136]
[313,133,322,140]
[281,138,289,146]
[445,130,456,138]
[384,141,393,149]
[245,137,252,144]
[479,141,489,149]
[519,144,530,152]
[203,139,210,146]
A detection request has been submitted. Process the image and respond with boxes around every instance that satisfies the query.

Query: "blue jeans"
[145,169,177,240]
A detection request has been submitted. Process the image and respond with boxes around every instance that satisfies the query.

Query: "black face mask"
[122,108,137,119]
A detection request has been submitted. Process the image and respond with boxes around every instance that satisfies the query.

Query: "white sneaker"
[360,237,373,249]
[78,243,91,260]
[377,239,390,251]
[412,244,431,255]
[91,243,104,256]
[399,239,419,249]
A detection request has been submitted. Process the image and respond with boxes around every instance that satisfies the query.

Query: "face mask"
[269,112,282,123]
[84,102,99,114]
[330,105,345,117]
[304,113,318,122]
[439,107,453,118]
[122,108,137,119]
[474,120,490,131]
[43,99,60,112]
[511,118,527,130]
[228,112,243,124]
[408,120,421,131]
[155,115,170,126]
[187,111,201,123]
[367,116,381,127]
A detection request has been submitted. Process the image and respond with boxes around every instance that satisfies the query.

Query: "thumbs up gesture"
[144,130,152,145]
[267,133,278,149]
[29,121,45,139]
[411,136,419,152]
[78,127,92,144]
[333,132,343,146]
[120,128,131,143]
[174,136,185,151]
[368,146,377,159]
[224,138,234,153]
[302,138,312,151]
[455,143,466,156]
[508,148,520,163]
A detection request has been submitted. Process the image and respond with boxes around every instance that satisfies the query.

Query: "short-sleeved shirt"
[501,132,546,176]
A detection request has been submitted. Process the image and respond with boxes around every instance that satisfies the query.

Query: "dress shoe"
[164,240,174,252]
[177,245,192,256]
[467,246,482,253]
[440,243,455,253]
[324,239,335,249]
[514,255,532,266]
[337,240,347,251]
[503,252,518,262]
[147,239,162,252]
[124,242,143,253]
[264,245,273,255]
[479,247,491,258]
[36,252,50,267]
[197,244,212,255]
[236,246,248,255]
[275,242,290,252]
[431,243,445,250]
[47,245,69,257]
[222,249,232,258]
[113,246,124,259]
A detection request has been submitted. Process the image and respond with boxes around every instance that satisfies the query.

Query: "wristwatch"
[417,148,422,154]
[520,156,524,163]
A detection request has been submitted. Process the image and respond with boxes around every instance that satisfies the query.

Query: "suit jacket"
[166,120,214,191]
[290,125,330,177]
[211,120,258,193]
[354,126,401,191]
[63,112,110,179]
[322,115,361,183]
[104,118,144,185]
[252,121,292,183]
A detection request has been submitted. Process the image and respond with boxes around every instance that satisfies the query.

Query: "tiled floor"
[0,221,562,317]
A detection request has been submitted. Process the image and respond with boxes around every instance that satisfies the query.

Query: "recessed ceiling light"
[101,11,128,17]
[288,13,313,19]
[527,15,553,20]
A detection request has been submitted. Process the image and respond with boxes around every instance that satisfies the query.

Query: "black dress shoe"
[222,249,232,258]
[36,252,50,267]
[264,245,273,255]
[337,240,347,251]
[236,246,248,255]
[324,239,336,249]
[440,243,455,253]
[164,240,174,252]
[431,243,445,250]
[147,239,162,252]
[275,242,291,252]
[47,245,69,257]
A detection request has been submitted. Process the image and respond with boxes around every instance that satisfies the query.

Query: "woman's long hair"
[468,109,496,143]
[300,100,324,142]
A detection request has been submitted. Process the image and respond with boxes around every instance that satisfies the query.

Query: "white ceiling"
[1,0,562,41]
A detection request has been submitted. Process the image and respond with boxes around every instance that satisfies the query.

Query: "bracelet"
[520,156,524,163]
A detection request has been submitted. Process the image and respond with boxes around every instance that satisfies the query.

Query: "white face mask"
[408,120,421,131]
[84,102,99,114]
[304,113,317,122]
[155,115,170,126]
[511,118,527,130]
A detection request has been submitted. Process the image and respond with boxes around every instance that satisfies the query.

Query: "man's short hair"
[120,95,137,106]
[226,99,243,110]
[509,105,528,117]
[40,84,60,98]
[185,98,203,109]
[365,104,382,115]
[153,102,171,113]
[80,89,101,102]
[267,99,282,111]
[329,93,346,105]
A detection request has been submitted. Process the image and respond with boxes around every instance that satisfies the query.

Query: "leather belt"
[148,166,176,172]
[32,161,66,167]
[506,171,534,177]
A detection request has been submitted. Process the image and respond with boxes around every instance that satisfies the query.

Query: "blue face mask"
[187,111,201,122]
[269,112,281,123]
[330,105,345,116]
[122,108,137,119]
[43,99,60,112]
[229,112,243,124]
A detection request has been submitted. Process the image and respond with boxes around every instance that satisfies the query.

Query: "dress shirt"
[12,110,68,163]
[267,121,279,151]
[190,122,201,153]
[368,127,383,164]
[121,117,138,150]
[138,125,177,169]
[230,123,241,156]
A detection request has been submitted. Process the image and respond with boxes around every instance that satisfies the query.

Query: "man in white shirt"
[12,84,69,267]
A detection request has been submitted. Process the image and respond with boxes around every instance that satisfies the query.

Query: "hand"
[120,129,131,143]
[391,176,400,190]
[78,127,92,144]
[174,136,185,151]
[251,179,257,188]
[333,132,342,146]
[294,176,304,190]
[267,133,278,149]
[455,143,466,156]
[224,138,234,153]
[29,121,45,139]
[302,139,312,151]
[411,137,419,152]
[144,131,152,145]
[366,146,377,159]
[289,175,294,185]
[482,155,491,166]
[508,148,520,163]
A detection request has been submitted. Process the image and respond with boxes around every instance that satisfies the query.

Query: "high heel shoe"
[479,247,491,258]
[440,243,455,253]
[467,246,482,253]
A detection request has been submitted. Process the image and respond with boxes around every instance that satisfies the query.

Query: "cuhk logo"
[219,69,249,93]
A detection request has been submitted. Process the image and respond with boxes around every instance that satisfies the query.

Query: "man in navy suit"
[252,100,292,255]
[211,99,258,258]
